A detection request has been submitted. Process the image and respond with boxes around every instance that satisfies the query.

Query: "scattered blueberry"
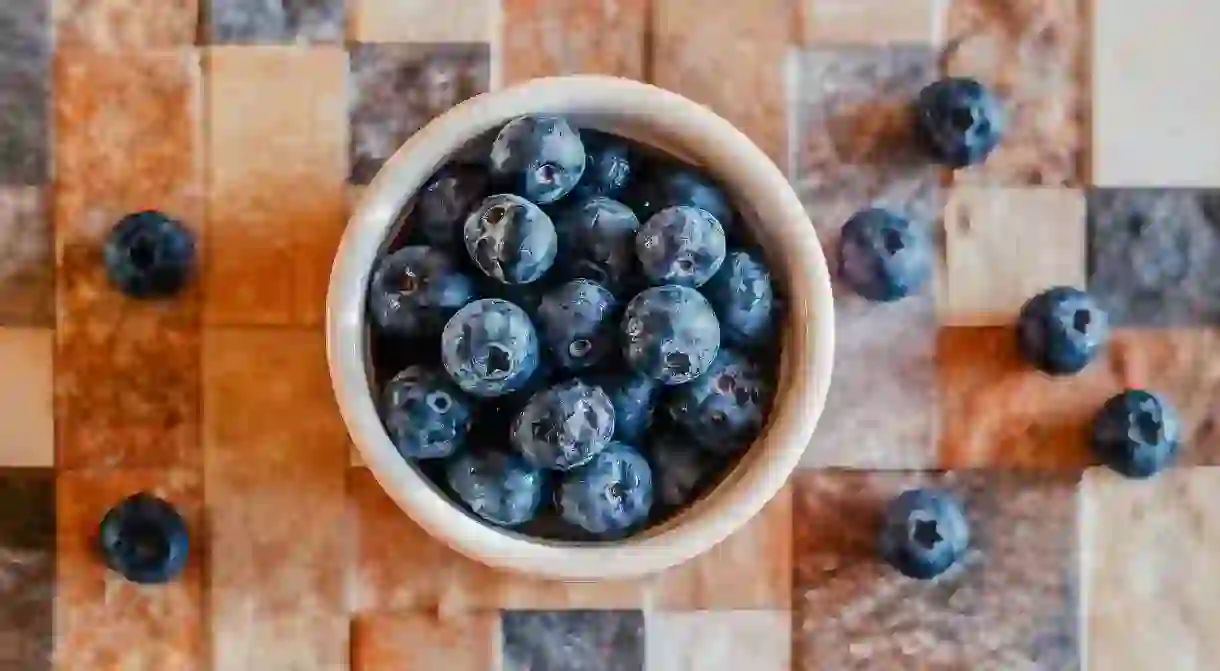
[636,206,727,287]
[536,280,619,371]
[627,163,734,234]
[666,349,771,454]
[103,211,196,299]
[441,298,540,398]
[837,208,930,302]
[1016,286,1109,376]
[590,373,659,444]
[382,365,475,460]
[558,442,653,535]
[98,492,189,585]
[1092,390,1180,479]
[446,451,545,527]
[622,285,721,385]
[569,129,633,200]
[463,194,558,285]
[369,246,476,337]
[412,165,489,251]
[552,197,641,295]
[914,76,1005,168]
[878,488,970,580]
[648,430,724,509]
[490,115,586,204]
[510,379,616,471]
[703,249,775,347]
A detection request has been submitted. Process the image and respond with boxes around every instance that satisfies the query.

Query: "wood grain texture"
[204,46,348,328]
[54,48,203,469]
[203,329,349,670]
[645,611,791,670]
[502,0,648,83]
[1093,0,1220,186]
[0,187,53,327]
[944,0,1087,186]
[0,328,53,467]
[52,0,199,48]
[1083,467,1220,671]
[653,0,793,165]
[352,613,499,670]
[800,0,947,46]
[793,470,1079,669]
[350,0,500,43]
[943,186,1086,326]
[54,469,203,670]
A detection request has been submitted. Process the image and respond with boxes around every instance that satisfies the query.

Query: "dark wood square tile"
[793,471,1079,670]
[501,610,645,671]
[349,43,490,185]
[0,0,50,186]
[204,0,344,44]
[1088,188,1220,326]
[0,469,53,671]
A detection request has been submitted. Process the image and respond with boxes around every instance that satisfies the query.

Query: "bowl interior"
[333,76,833,579]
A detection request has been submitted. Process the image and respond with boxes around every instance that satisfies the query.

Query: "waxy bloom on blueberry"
[558,442,653,535]
[510,379,615,471]
[636,206,726,288]
[441,298,540,398]
[369,246,476,337]
[446,451,544,527]
[536,279,618,371]
[666,349,771,454]
[382,365,474,460]
[622,285,721,385]
[464,194,558,285]
[490,115,585,204]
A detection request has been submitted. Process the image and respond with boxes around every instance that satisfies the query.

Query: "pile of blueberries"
[369,114,781,539]
[853,78,1182,580]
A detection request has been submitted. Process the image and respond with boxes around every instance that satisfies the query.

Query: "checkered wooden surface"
[0,0,1216,669]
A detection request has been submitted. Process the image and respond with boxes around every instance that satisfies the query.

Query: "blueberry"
[98,492,189,585]
[622,285,721,385]
[510,379,615,471]
[446,451,545,527]
[381,365,475,460]
[558,442,653,535]
[490,115,586,204]
[552,197,641,295]
[441,298,540,398]
[666,349,771,454]
[703,249,775,347]
[914,77,1005,168]
[837,208,930,302]
[636,206,727,287]
[1017,286,1109,375]
[463,194,558,285]
[648,430,724,509]
[1092,390,1180,479]
[369,246,476,337]
[103,211,196,298]
[878,488,970,580]
[570,129,633,200]
[411,165,489,251]
[536,280,618,371]
[627,163,734,234]
[590,373,659,444]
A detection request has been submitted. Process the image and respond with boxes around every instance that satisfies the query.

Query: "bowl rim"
[327,75,835,580]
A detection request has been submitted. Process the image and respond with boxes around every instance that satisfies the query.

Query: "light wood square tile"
[0,328,52,467]
[349,0,500,44]
[646,611,790,670]
[800,0,947,46]
[1083,467,1220,670]
[1093,1,1220,186]
[943,187,1086,326]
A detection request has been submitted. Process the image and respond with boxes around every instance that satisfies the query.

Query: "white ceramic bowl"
[327,75,835,580]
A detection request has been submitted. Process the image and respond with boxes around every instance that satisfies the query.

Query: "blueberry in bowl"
[328,77,833,580]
